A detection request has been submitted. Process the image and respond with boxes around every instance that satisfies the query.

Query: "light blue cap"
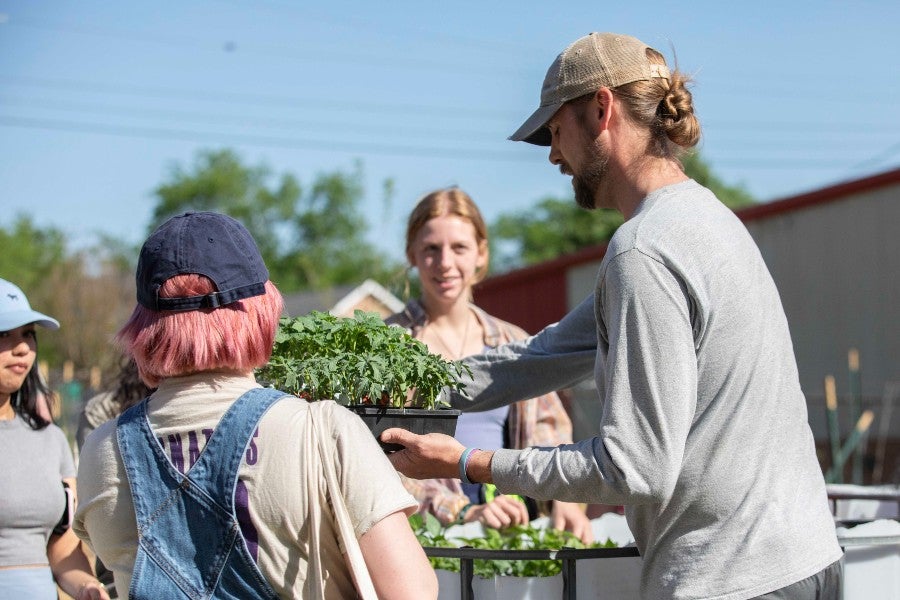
[0,278,60,331]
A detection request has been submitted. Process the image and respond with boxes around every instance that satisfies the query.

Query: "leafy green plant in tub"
[258,310,471,408]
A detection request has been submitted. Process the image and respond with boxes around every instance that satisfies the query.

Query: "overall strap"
[187,387,286,508]
[116,387,288,599]
[116,387,287,518]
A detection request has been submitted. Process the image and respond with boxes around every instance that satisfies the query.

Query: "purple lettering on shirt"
[245,428,259,465]
[188,431,201,469]
[235,480,259,561]
[168,434,185,473]
[202,429,213,444]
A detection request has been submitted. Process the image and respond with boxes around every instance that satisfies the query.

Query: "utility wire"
[0,114,861,169]
[0,115,535,162]
[2,15,523,77]
[0,75,512,120]
[3,96,895,143]
[0,96,505,141]
[3,76,897,136]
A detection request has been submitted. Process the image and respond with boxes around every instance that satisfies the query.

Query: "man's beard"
[572,139,609,210]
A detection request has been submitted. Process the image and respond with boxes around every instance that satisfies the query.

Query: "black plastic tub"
[346,406,461,452]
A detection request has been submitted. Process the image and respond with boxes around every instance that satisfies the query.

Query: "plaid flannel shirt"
[386,300,573,525]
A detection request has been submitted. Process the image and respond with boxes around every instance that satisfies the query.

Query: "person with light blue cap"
[0,278,109,599]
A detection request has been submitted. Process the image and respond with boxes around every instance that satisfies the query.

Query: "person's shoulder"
[82,390,120,427]
[261,395,359,434]
[41,421,70,443]
[76,417,120,477]
[80,417,118,452]
[473,305,528,343]
[384,299,424,330]
[306,398,357,425]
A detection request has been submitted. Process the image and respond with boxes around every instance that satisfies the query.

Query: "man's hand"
[551,500,594,545]
[382,428,465,480]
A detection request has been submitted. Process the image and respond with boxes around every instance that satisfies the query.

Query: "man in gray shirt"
[385,32,842,599]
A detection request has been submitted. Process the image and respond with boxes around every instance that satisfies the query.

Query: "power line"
[4,96,895,145]
[3,76,897,137]
[0,114,534,162]
[0,75,512,120]
[3,15,523,77]
[0,96,504,141]
[852,141,900,171]
[0,114,863,169]
[5,13,896,109]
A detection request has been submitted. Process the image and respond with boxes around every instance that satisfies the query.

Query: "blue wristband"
[459,447,479,485]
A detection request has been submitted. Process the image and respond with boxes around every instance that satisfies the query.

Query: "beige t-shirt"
[74,372,416,599]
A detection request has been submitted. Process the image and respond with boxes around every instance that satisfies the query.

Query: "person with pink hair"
[74,211,436,599]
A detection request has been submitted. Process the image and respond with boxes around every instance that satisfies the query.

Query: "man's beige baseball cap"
[509,32,670,146]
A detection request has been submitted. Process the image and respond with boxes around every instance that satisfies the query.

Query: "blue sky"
[1,1,898,262]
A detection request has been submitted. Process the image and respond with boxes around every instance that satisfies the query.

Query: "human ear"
[597,88,614,129]
[476,240,489,269]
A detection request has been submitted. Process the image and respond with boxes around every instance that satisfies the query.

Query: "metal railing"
[828,488,900,527]
[423,545,641,600]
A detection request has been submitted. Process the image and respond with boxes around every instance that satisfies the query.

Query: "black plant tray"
[346,405,460,453]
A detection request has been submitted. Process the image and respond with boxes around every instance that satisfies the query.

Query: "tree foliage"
[0,215,67,293]
[490,152,756,271]
[0,149,402,391]
[680,153,755,210]
[151,149,399,291]
[491,201,623,272]
[0,215,134,377]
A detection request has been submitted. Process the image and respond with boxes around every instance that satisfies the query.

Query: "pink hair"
[117,275,284,387]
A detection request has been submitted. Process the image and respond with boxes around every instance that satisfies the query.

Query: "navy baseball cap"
[136,211,269,311]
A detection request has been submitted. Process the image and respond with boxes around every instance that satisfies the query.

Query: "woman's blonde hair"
[405,187,490,284]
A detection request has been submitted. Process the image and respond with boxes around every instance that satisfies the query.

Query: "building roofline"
[479,166,900,287]
[330,278,404,315]
[735,166,900,222]
[476,242,609,291]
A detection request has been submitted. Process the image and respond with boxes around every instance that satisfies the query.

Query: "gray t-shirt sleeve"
[448,293,598,412]
[493,249,697,506]
[53,424,77,479]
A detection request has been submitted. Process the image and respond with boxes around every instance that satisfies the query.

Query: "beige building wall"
[558,182,900,464]
[744,186,900,474]
[744,186,900,403]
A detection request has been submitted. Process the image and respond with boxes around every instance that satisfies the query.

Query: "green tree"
[151,149,398,291]
[490,152,755,271]
[0,216,134,380]
[0,215,67,293]
[680,153,755,210]
[491,201,623,271]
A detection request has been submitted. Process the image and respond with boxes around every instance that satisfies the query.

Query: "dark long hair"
[13,366,53,430]
[111,357,153,413]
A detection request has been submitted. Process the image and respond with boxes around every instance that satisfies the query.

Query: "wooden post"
[38,360,49,384]
[848,349,864,484]
[63,360,74,383]
[824,376,842,482]
[826,410,874,483]
[90,366,102,391]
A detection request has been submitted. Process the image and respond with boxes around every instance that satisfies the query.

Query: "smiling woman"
[0,278,109,600]
[385,188,593,544]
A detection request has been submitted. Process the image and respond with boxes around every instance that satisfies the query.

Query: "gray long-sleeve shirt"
[450,180,841,600]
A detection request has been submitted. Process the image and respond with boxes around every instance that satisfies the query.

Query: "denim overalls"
[116,387,286,599]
